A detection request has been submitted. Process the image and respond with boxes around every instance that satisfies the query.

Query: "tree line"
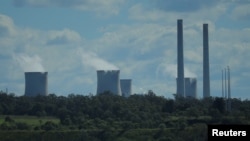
[0,90,250,140]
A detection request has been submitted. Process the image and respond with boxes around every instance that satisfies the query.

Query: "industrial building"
[203,24,211,98]
[176,77,197,98]
[24,72,48,96]
[176,19,185,97]
[96,70,122,96]
[19,19,211,99]
[176,19,210,98]
[120,79,132,97]
[185,78,197,99]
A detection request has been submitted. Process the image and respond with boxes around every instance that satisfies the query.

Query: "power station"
[203,23,211,98]
[96,70,122,96]
[17,19,213,99]
[176,19,185,97]
[176,19,211,99]
[222,66,231,112]
[24,72,48,96]
[185,78,197,99]
[120,79,132,97]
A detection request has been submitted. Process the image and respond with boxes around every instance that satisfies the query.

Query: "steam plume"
[13,53,45,72]
[79,49,118,70]
[157,63,197,78]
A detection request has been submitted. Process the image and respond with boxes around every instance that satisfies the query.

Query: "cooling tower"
[120,79,132,97]
[96,70,121,96]
[24,72,48,96]
[185,78,197,99]
[203,24,210,98]
[176,19,185,97]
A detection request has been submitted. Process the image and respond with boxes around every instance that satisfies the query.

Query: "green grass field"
[0,115,60,127]
[0,115,208,141]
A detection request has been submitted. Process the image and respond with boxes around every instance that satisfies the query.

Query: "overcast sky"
[0,0,250,99]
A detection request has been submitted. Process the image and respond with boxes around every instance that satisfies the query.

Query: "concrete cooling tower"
[96,70,121,96]
[120,79,132,97]
[24,72,48,96]
[185,78,197,99]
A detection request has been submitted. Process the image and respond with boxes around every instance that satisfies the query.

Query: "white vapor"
[13,53,45,72]
[78,49,119,70]
[157,63,197,78]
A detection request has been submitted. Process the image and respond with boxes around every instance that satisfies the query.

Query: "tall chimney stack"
[176,19,185,97]
[227,66,231,112]
[222,69,224,98]
[203,24,210,98]
[225,68,227,99]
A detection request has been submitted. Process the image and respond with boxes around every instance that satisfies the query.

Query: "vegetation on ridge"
[0,91,250,141]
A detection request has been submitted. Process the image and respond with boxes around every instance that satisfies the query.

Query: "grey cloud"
[0,26,10,37]
[153,0,250,13]
[231,4,250,20]
[13,0,87,7]
[46,36,70,45]
[153,0,221,12]
[232,0,250,4]
[13,0,45,7]
[46,29,81,45]
[12,0,124,15]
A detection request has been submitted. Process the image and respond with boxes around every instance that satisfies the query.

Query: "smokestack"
[227,66,231,112]
[25,72,48,96]
[176,19,185,97]
[225,68,227,99]
[96,70,121,96]
[120,79,132,97]
[203,23,210,98]
[185,77,197,99]
[222,69,224,98]
[224,68,228,111]
[227,66,231,99]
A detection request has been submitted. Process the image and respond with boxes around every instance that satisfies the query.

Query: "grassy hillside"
[0,126,207,141]
[0,115,59,125]
[0,115,60,131]
[0,115,60,125]
[0,92,250,140]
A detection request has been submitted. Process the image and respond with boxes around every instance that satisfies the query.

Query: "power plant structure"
[19,19,213,99]
[176,19,185,97]
[222,69,224,98]
[185,78,197,99]
[203,23,211,98]
[96,70,122,96]
[24,72,48,96]
[227,66,231,112]
[222,66,231,112]
[176,77,197,98]
[120,79,132,97]
[176,19,211,99]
